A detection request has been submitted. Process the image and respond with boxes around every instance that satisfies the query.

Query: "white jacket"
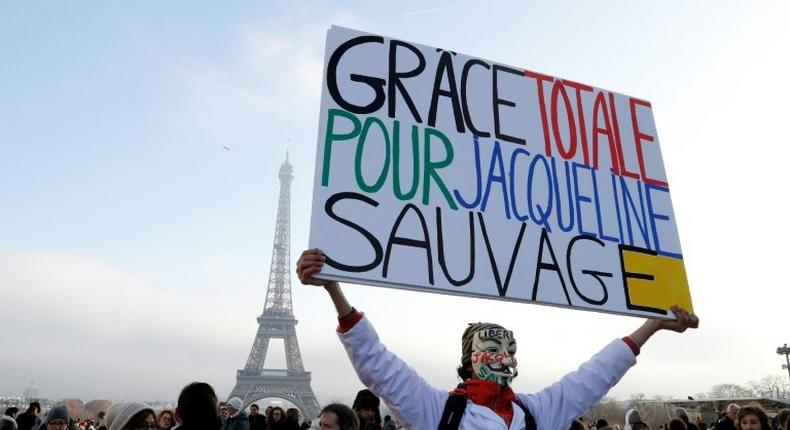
[339,316,637,430]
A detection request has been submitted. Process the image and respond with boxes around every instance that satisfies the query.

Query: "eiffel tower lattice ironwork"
[229,154,320,418]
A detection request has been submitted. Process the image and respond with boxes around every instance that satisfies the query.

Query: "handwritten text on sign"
[309,26,692,318]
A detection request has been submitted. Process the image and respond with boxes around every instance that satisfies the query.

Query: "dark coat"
[1,416,18,430]
[715,416,737,430]
[248,414,266,430]
[223,412,250,430]
[16,414,36,430]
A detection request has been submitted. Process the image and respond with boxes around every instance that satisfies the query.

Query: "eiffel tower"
[229,154,321,419]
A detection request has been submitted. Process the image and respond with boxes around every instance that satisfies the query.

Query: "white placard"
[309,26,692,319]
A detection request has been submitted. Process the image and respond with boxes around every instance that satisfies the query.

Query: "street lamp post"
[778,344,790,385]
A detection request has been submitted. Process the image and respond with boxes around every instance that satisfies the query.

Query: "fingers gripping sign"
[297,248,331,287]
[660,305,700,333]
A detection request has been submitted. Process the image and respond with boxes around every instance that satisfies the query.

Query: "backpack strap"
[438,385,467,430]
[514,399,537,430]
[439,387,538,430]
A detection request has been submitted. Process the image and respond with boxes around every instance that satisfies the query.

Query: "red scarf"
[453,379,515,427]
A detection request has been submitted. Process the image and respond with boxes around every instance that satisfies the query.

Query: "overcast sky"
[1,1,789,406]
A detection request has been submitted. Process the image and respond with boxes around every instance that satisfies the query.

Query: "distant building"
[23,380,40,402]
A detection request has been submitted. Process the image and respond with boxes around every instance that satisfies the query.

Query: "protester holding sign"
[296,248,698,430]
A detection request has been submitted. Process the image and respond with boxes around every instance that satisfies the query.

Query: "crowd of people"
[565,404,790,430]
[0,392,788,430]
[0,385,407,430]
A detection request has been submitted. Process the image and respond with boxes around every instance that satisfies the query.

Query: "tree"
[584,396,628,427]
[707,383,754,398]
[747,375,790,399]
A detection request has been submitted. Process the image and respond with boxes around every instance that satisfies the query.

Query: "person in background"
[317,405,357,430]
[674,409,698,430]
[175,382,222,430]
[17,403,41,430]
[283,409,300,430]
[222,399,248,430]
[351,390,380,430]
[1,407,19,430]
[45,407,70,430]
[158,411,175,430]
[248,405,266,430]
[267,408,286,430]
[569,420,588,430]
[668,419,686,430]
[95,412,107,430]
[380,416,394,430]
[737,405,770,430]
[597,419,614,430]
[715,404,739,430]
[105,403,156,430]
[624,409,649,430]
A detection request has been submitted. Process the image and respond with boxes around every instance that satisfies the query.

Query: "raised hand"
[628,305,700,347]
[652,305,699,333]
[296,248,333,287]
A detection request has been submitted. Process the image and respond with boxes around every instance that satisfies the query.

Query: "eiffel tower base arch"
[229,369,321,420]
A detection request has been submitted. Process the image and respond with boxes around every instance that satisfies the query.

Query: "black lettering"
[492,65,526,145]
[388,40,425,123]
[436,207,475,286]
[478,212,526,297]
[324,192,383,272]
[461,59,491,137]
[618,244,667,315]
[327,36,386,114]
[383,204,434,285]
[531,228,572,305]
[428,51,465,133]
[567,235,611,305]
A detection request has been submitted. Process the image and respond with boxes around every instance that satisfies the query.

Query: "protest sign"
[308,26,692,318]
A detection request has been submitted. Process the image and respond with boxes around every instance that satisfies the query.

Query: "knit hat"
[674,407,689,418]
[351,389,379,411]
[624,408,649,430]
[226,398,243,411]
[628,409,644,424]
[106,402,154,430]
[460,322,509,371]
[46,406,70,423]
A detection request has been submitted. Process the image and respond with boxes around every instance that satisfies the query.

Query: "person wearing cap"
[296,249,700,430]
[104,403,157,430]
[222,399,249,430]
[351,391,380,430]
[674,408,698,430]
[45,407,70,430]
[624,409,649,430]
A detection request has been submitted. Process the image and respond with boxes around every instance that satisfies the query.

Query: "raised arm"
[626,306,700,350]
[522,306,700,429]
[295,248,447,429]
